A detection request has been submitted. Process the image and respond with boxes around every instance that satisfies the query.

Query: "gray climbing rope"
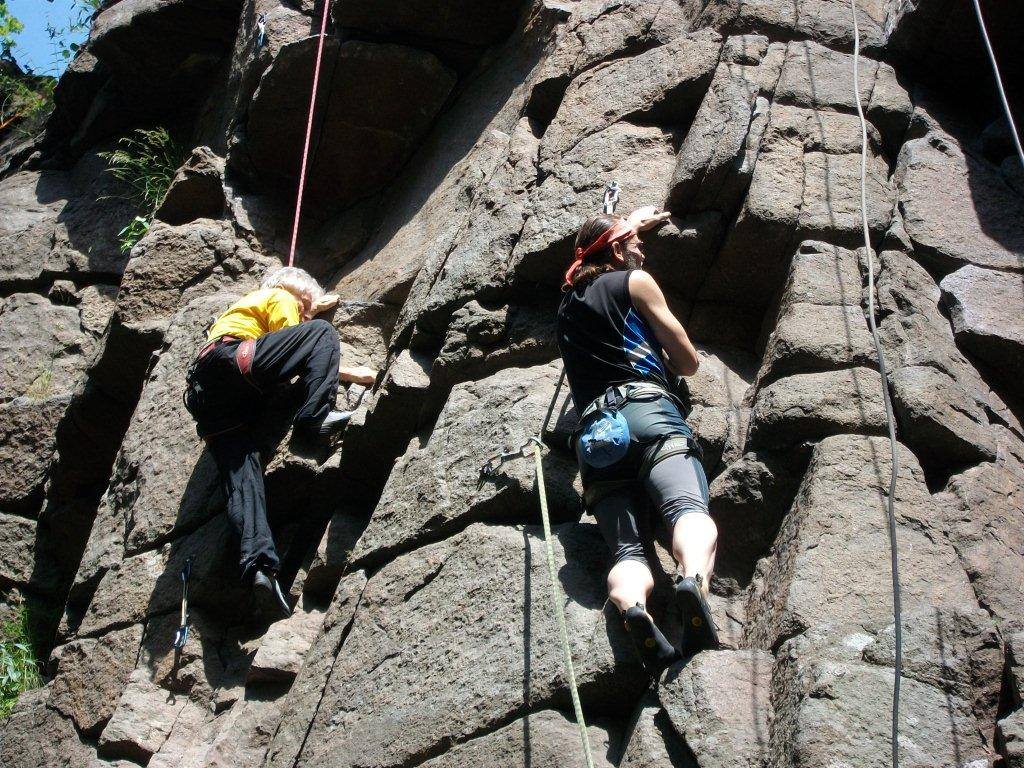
[850,2,902,766]
[970,0,1024,170]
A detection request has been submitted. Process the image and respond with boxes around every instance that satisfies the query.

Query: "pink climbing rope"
[287,0,332,267]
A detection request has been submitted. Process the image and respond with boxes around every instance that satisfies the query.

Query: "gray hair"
[260,266,324,302]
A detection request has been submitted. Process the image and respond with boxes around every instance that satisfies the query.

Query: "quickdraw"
[480,437,541,478]
[173,555,194,650]
[602,180,619,214]
[255,12,267,50]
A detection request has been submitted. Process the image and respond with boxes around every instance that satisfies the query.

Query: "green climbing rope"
[531,437,596,768]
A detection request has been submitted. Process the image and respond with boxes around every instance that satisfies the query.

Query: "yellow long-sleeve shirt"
[207,288,302,341]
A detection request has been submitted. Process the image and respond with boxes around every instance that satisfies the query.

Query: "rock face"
[235,39,456,214]
[895,134,1024,275]
[0,151,137,286]
[660,650,773,768]
[349,361,581,567]
[1,0,1023,767]
[940,265,1024,394]
[298,523,641,768]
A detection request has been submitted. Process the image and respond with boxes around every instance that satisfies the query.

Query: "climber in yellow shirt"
[205,286,305,341]
[184,266,376,620]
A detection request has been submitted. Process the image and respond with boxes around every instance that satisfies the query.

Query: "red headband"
[563,220,635,288]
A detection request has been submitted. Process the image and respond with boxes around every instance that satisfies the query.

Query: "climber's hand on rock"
[311,294,340,315]
[627,206,671,232]
[339,365,378,385]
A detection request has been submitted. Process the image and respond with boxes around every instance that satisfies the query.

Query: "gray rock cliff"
[0,0,1022,766]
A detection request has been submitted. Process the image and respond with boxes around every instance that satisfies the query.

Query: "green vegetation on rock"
[100,127,186,253]
[0,608,42,720]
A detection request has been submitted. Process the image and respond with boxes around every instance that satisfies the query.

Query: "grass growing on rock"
[100,127,186,253]
[0,608,42,719]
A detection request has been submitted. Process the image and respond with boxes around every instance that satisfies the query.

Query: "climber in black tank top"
[556,208,720,674]
[558,268,675,409]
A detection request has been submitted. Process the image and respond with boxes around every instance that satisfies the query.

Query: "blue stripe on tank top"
[623,308,664,377]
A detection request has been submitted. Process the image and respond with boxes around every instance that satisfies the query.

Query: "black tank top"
[556,270,673,410]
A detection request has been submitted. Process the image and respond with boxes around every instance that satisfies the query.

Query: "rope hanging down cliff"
[855,5,1022,766]
[849,2,902,767]
[477,181,622,768]
[971,0,1024,170]
[287,0,332,267]
[479,368,595,768]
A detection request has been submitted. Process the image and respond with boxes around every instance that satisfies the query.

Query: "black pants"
[186,320,340,579]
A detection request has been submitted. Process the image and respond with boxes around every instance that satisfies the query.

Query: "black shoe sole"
[623,607,681,675]
[675,580,719,656]
[253,576,292,621]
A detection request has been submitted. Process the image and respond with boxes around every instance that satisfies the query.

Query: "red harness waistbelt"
[235,338,255,378]
[196,336,258,384]
[198,335,241,359]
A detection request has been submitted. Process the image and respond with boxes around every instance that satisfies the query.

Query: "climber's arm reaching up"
[628,270,700,377]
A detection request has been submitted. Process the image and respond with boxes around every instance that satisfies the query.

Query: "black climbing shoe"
[253,569,292,621]
[311,409,353,437]
[675,575,719,656]
[623,604,681,675]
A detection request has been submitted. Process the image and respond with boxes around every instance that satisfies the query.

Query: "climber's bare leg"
[645,453,717,599]
[671,513,717,599]
[607,559,655,614]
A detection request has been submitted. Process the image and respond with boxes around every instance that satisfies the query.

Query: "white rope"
[971,0,1024,170]
[532,440,597,768]
[850,3,903,768]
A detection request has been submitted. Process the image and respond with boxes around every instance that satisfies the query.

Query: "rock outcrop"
[1,0,1023,767]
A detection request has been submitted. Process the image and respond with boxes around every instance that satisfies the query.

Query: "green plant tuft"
[45,0,102,66]
[24,343,60,400]
[0,608,42,720]
[0,73,55,140]
[100,127,186,253]
[116,215,151,255]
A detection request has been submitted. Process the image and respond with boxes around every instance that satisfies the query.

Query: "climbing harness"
[480,369,595,768]
[576,382,691,471]
[850,2,901,766]
[971,0,1024,170]
[287,0,332,267]
[255,12,267,51]
[173,555,194,650]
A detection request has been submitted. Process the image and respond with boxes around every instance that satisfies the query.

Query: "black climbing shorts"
[573,393,710,567]
[591,452,710,567]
